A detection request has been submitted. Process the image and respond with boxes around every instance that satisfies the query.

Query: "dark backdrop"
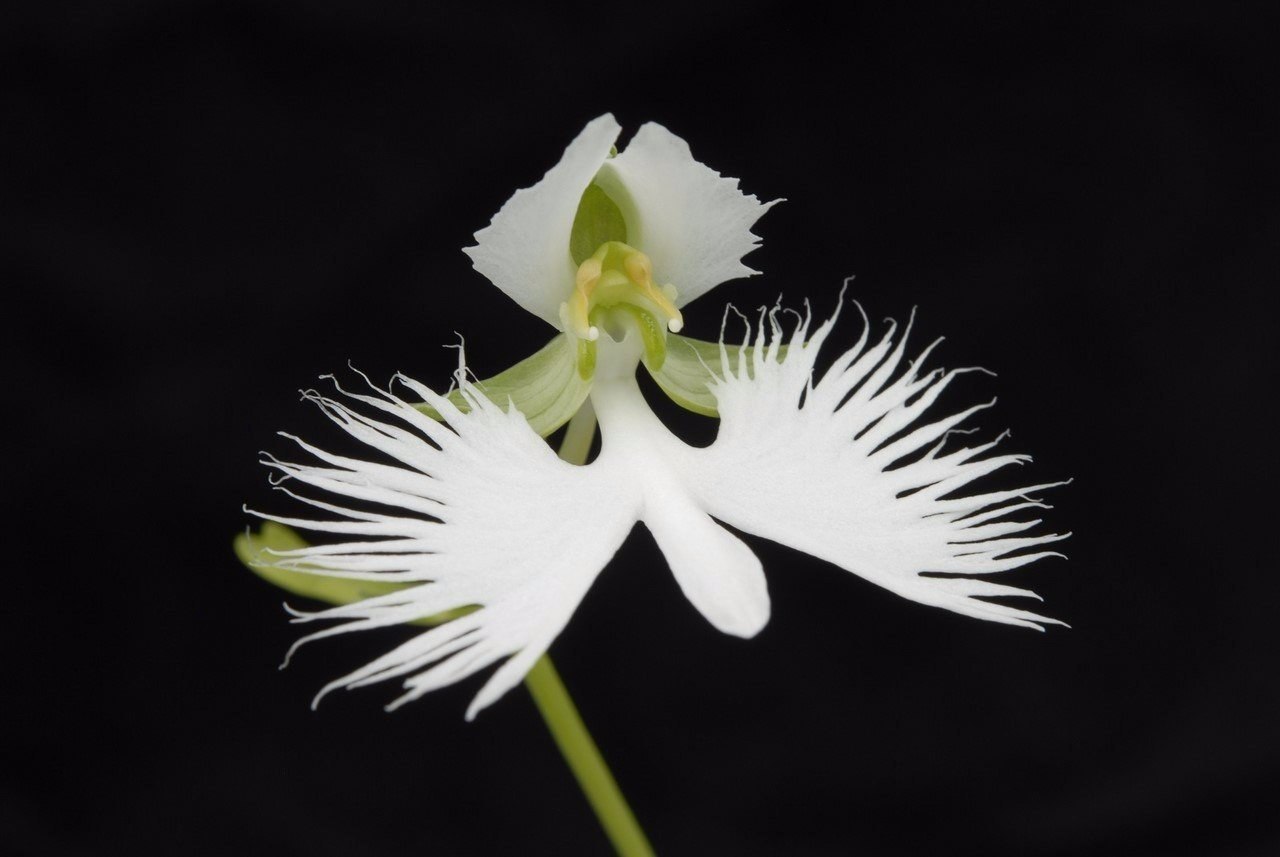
[5,3,1278,856]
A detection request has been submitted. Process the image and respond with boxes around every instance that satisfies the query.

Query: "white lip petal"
[602,122,778,309]
[643,480,770,639]
[253,367,638,718]
[588,353,771,639]
[690,300,1067,631]
[464,114,622,326]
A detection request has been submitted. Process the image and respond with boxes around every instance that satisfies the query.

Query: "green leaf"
[647,333,788,417]
[234,522,473,626]
[415,334,591,437]
[570,183,627,266]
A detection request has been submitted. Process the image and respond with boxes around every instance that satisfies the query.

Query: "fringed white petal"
[600,122,778,309]
[464,114,621,327]
[250,366,637,719]
[690,299,1067,630]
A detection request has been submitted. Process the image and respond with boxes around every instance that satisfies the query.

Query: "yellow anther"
[576,256,603,293]
[566,256,602,341]
[623,251,651,286]
[623,250,683,333]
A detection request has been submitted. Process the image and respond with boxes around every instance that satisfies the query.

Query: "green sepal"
[647,333,788,417]
[570,183,628,266]
[234,521,474,627]
[235,521,406,604]
[415,334,591,437]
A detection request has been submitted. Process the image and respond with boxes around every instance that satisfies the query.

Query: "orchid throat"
[560,240,684,380]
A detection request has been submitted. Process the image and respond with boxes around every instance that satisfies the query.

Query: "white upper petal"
[464,114,621,326]
[251,365,639,718]
[689,301,1067,630]
[600,122,777,308]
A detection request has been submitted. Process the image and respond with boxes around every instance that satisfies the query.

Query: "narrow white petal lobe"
[644,488,769,639]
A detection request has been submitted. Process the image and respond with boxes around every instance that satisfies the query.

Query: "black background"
[5,3,1279,856]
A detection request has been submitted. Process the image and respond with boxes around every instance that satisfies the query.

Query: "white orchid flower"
[247,114,1066,720]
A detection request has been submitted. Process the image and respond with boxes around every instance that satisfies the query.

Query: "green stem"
[524,657,655,857]
[519,401,655,857]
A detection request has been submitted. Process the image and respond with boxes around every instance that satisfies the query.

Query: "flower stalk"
[524,656,654,857]
[524,400,655,857]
